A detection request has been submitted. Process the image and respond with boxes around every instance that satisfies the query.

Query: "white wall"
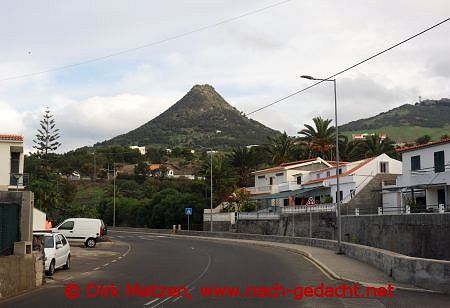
[0,141,24,191]
[33,208,46,231]
[398,143,450,187]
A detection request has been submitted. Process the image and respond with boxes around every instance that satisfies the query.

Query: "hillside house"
[382,138,450,212]
[247,154,401,213]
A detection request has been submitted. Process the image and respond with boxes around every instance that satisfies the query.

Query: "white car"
[54,218,106,248]
[33,232,71,276]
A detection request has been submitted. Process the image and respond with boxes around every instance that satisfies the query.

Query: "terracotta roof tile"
[396,138,450,153]
[0,134,23,141]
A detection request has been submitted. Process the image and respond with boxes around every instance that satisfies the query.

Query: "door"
[0,203,20,256]
[57,220,75,239]
[438,189,446,206]
[54,234,65,268]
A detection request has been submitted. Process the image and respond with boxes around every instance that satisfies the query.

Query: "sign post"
[306,197,315,238]
[185,208,192,231]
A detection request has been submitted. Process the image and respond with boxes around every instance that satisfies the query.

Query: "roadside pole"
[306,197,315,238]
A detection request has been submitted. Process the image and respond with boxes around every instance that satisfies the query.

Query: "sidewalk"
[170,234,435,293]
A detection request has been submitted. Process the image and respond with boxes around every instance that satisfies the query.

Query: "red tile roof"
[0,134,23,141]
[396,138,450,153]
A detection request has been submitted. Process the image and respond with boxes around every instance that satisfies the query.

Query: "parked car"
[33,232,71,276]
[53,218,106,248]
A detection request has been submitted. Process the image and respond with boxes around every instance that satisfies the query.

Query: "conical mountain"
[99,84,279,148]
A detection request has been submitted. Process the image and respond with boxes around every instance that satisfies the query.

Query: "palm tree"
[265,132,296,165]
[298,117,336,159]
[339,135,360,161]
[355,135,396,158]
[229,147,256,187]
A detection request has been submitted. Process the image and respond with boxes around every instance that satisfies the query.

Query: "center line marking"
[144,298,160,306]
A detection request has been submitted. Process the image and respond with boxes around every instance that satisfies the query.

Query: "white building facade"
[383,139,450,211]
[0,135,25,191]
[247,154,401,210]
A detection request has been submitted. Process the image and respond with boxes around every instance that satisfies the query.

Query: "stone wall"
[206,212,450,260]
[0,252,44,299]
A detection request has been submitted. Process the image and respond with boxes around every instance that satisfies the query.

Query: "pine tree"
[33,108,61,156]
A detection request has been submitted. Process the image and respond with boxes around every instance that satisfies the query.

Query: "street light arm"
[300,75,335,82]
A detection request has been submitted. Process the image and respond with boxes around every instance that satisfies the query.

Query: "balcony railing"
[9,173,29,187]
[282,203,336,213]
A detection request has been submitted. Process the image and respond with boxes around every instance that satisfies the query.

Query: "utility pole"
[210,150,213,232]
[113,162,116,228]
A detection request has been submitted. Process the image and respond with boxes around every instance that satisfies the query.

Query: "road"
[2,229,450,307]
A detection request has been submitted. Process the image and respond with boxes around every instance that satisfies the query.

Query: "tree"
[228,147,256,187]
[298,117,335,159]
[415,135,431,145]
[440,134,449,140]
[355,135,396,158]
[265,132,296,165]
[339,135,360,161]
[33,108,61,156]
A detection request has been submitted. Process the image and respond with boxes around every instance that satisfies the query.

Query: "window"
[350,189,356,198]
[316,173,320,179]
[411,155,421,171]
[434,151,445,173]
[338,168,342,175]
[380,162,388,173]
[257,175,265,179]
[269,177,274,185]
[44,236,54,248]
[283,199,289,206]
[55,235,62,246]
[58,221,74,230]
[10,152,20,174]
[276,173,283,177]
[61,235,68,245]
[335,190,343,201]
[326,171,330,177]
[296,176,302,185]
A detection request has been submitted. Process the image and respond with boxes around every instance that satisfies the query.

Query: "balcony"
[9,173,29,189]
[277,181,301,192]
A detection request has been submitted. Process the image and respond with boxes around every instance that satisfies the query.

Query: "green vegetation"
[340,99,450,142]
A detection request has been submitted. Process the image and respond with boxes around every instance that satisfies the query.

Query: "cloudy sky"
[1,0,449,152]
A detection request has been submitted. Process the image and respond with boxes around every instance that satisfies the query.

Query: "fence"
[282,204,336,214]
[237,212,280,220]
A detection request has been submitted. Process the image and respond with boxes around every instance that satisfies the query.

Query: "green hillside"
[340,98,450,142]
[98,84,279,149]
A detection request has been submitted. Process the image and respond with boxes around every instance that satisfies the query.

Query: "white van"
[54,218,106,248]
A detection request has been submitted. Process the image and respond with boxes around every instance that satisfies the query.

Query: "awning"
[250,187,320,200]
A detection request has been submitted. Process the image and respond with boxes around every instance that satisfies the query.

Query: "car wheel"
[63,254,71,270]
[46,260,55,276]
[85,238,96,248]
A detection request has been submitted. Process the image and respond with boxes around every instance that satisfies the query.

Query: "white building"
[0,135,25,191]
[129,146,146,155]
[247,154,401,211]
[383,138,450,211]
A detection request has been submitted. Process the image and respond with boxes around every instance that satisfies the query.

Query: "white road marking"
[172,296,182,303]
[94,267,101,270]
[103,263,109,267]
[144,298,160,306]
[63,276,73,281]
[112,260,117,263]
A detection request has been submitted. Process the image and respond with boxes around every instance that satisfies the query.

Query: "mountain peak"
[99,84,279,148]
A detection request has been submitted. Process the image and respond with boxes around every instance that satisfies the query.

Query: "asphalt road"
[2,230,450,308]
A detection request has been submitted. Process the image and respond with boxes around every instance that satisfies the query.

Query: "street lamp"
[207,150,216,232]
[301,74,343,254]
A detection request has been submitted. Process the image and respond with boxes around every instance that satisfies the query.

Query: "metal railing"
[282,204,336,213]
[9,173,29,187]
[237,212,280,220]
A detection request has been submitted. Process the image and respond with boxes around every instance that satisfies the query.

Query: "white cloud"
[1,0,450,151]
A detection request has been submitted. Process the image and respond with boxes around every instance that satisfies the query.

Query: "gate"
[0,202,20,256]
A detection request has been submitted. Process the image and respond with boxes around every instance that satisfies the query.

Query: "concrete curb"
[112,229,441,294]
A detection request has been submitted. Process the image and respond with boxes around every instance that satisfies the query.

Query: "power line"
[0,0,292,83]
[245,17,450,116]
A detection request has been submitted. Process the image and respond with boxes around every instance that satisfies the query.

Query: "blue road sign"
[185,208,192,216]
